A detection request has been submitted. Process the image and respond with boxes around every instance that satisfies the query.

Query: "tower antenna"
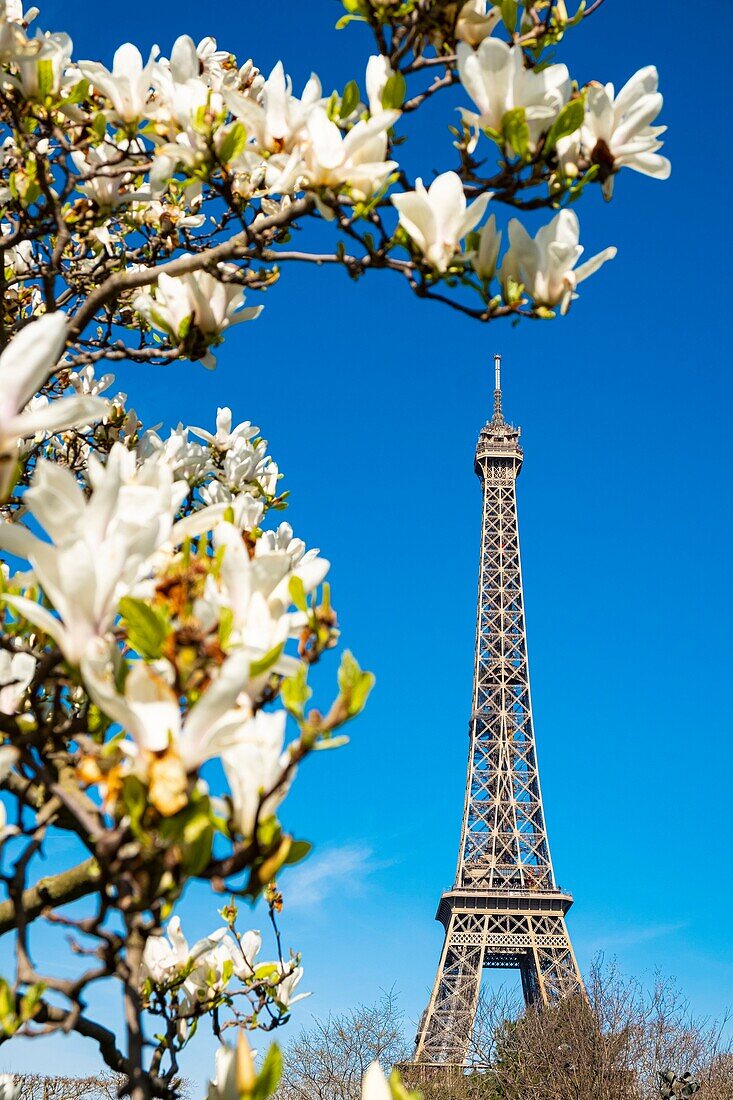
[493,352,503,422]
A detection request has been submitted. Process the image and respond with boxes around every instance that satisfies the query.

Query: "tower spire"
[492,352,503,423]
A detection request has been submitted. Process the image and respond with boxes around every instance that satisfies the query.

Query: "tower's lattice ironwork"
[412,356,583,1069]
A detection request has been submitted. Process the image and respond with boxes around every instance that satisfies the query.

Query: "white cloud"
[580,921,687,954]
[285,843,387,910]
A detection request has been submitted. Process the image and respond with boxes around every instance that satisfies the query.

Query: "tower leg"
[530,913,584,1003]
[414,913,484,1066]
[413,905,584,1068]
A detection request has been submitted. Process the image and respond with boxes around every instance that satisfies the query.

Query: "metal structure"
[412,355,583,1069]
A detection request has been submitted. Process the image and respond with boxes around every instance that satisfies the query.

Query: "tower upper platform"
[475,354,523,475]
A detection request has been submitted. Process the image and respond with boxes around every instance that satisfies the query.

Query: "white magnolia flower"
[141,916,230,988]
[219,438,278,496]
[0,4,40,64]
[303,108,398,202]
[79,43,160,123]
[275,963,309,1008]
[392,171,491,272]
[224,61,322,155]
[0,1075,18,1100]
[185,935,241,1003]
[134,264,262,369]
[190,407,259,451]
[0,312,107,497]
[2,2,38,26]
[455,1,502,47]
[69,363,117,399]
[500,209,616,313]
[154,35,223,128]
[233,929,262,977]
[7,30,72,98]
[0,650,35,714]
[365,55,394,116]
[71,138,149,210]
[0,444,190,663]
[469,214,502,281]
[81,642,252,768]
[580,66,670,198]
[255,521,306,565]
[139,424,209,482]
[2,231,33,275]
[361,1063,392,1100]
[457,38,570,153]
[214,519,328,658]
[222,710,290,838]
[207,1035,256,1100]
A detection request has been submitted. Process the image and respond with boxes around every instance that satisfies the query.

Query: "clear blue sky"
[3,0,732,1087]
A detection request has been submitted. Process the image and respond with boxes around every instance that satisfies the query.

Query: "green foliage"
[502,108,530,160]
[498,0,519,32]
[382,72,407,110]
[0,977,18,1036]
[283,839,312,866]
[218,122,248,164]
[255,1044,283,1100]
[281,666,312,719]
[159,790,216,874]
[340,79,361,118]
[337,650,375,718]
[544,97,585,152]
[118,596,171,660]
[288,574,307,613]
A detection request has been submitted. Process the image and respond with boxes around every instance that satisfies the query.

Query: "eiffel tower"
[412,356,584,1068]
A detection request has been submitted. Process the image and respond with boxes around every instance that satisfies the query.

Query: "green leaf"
[336,0,368,26]
[218,605,234,649]
[381,72,406,110]
[544,97,585,152]
[339,80,360,119]
[254,1044,283,1100]
[122,775,148,838]
[337,650,375,718]
[218,121,247,164]
[64,77,89,104]
[249,642,284,679]
[288,575,307,613]
[92,113,107,140]
[498,0,519,31]
[566,1,586,27]
[502,107,530,160]
[160,798,215,876]
[253,962,279,982]
[281,666,311,719]
[20,982,46,1023]
[177,312,193,341]
[503,276,525,304]
[118,596,170,660]
[36,59,55,99]
[283,839,312,866]
[0,979,17,1037]
[0,979,13,1019]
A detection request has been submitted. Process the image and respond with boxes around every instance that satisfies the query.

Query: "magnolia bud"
[235,1032,256,1095]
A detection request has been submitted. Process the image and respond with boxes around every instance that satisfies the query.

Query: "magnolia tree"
[0,0,669,1098]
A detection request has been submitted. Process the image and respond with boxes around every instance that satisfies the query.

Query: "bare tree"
[291,961,731,1100]
[277,992,410,1100]
[9,1074,190,1100]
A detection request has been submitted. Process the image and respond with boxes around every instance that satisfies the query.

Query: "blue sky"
[3,0,732,1087]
